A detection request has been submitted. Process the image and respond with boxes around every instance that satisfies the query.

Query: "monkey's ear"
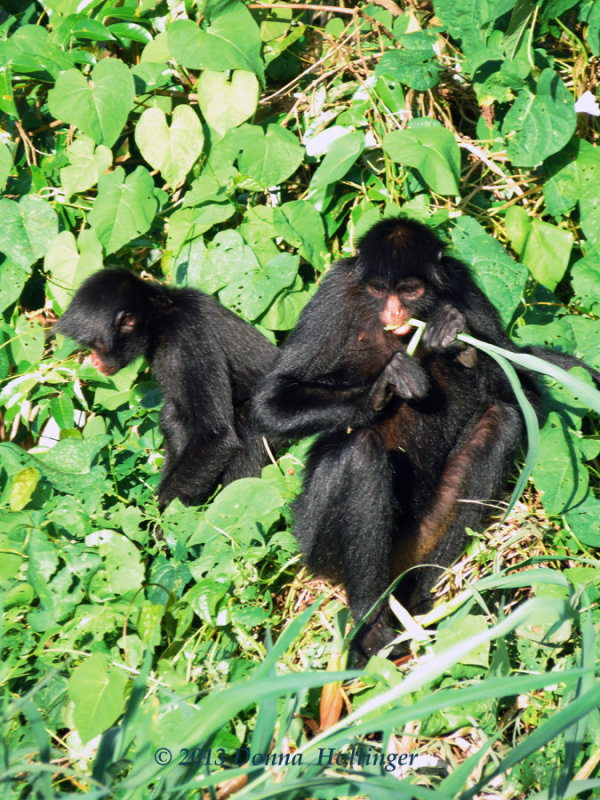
[430,250,452,291]
[114,310,137,333]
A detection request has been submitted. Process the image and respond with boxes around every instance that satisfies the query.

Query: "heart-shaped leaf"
[502,69,576,167]
[168,6,264,80]
[0,195,58,269]
[88,166,158,254]
[197,70,259,135]
[45,229,103,313]
[135,105,203,187]
[383,120,460,196]
[48,58,134,147]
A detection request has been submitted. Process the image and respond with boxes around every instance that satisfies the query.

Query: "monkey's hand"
[371,352,430,409]
[423,303,467,351]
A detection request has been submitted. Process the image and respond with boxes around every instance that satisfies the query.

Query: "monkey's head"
[354,217,464,336]
[56,268,151,375]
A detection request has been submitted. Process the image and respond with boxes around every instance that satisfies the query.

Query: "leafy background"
[1,0,600,797]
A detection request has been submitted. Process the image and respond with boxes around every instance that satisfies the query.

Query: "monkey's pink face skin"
[378,294,412,336]
[90,349,119,375]
[367,282,425,336]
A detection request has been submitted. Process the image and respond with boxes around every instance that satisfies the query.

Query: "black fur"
[253,217,600,664]
[57,268,278,508]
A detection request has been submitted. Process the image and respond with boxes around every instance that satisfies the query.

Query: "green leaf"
[197,70,259,135]
[43,0,81,15]
[0,142,12,190]
[502,69,576,167]
[0,42,17,117]
[571,253,600,315]
[89,166,158,254]
[375,46,440,92]
[206,2,264,79]
[188,477,286,548]
[451,216,528,327]
[509,214,573,291]
[0,259,30,312]
[131,61,172,93]
[50,394,75,431]
[219,250,300,319]
[260,276,311,330]
[9,316,44,369]
[433,0,490,67]
[175,229,241,294]
[9,467,39,512]
[168,4,264,79]
[136,602,164,647]
[89,529,145,595]
[533,413,589,514]
[577,142,600,252]
[565,496,600,547]
[45,229,103,313]
[582,0,600,55]
[504,0,536,59]
[515,316,600,380]
[188,578,230,625]
[69,653,128,745]
[504,205,530,256]
[179,229,296,318]
[108,22,153,44]
[236,124,303,187]
[5,24,73,77]
[383,120,461,195]
[168,202,236,260]
[135,105,204,187]
[544,139,600,257]
[55,14,116,44]
[543,139,581,218]
[309,131,365,191]
[182,175,231,207]
[0,195,58,269]
[35,436,110,476]
[48,58,135,147]
[141,30,170,63]
[273,201,326,269]
[60,135,112,200]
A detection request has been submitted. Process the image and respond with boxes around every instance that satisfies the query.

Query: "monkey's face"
[366,277,428,337]
[89,345,120,375]
[57,288,143,376]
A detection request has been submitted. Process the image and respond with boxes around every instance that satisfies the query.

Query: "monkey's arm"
[254,273,399,437]
[156,353,243,508]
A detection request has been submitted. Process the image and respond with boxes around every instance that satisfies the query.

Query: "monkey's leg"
[294,429,399,663]
[395,403,522,612]
[158,431,243,508]
[221,401,270,484]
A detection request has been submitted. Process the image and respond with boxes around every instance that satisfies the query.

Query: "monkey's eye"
[366,284,387,299]
[398,280,425,301]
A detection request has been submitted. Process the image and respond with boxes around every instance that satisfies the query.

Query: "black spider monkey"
[57,268,278,509]
[253,216,600,664]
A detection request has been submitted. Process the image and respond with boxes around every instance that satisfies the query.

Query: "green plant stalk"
[406,317,426,356]
[457,332,600,415]
[457,332,540,517]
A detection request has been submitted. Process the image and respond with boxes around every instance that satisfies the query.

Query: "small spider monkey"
[58,269,278,509]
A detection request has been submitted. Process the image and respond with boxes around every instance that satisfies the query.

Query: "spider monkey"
[253,217,600,664]
[57,268,278,509]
